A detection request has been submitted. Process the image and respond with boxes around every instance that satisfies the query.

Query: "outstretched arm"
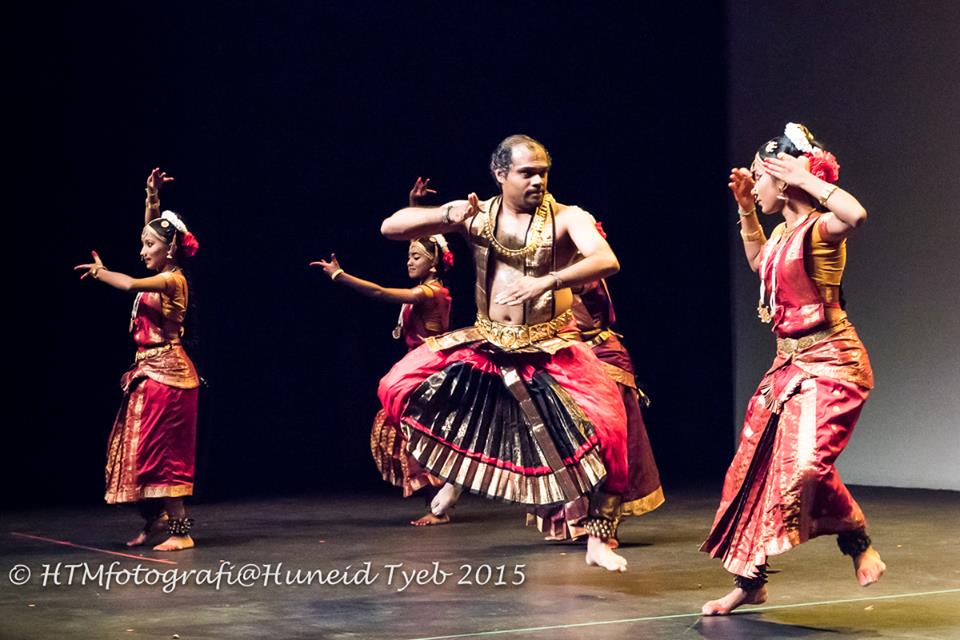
[309,254,433,304]
[144,167,175,225]
[381,193,483,240]
[74,251,172,292]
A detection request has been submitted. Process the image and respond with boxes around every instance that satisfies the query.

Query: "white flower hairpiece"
[160,210,189,234]
[432,234,448,252]
[784,122,814,153]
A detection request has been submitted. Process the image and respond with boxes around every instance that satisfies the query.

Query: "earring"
[776,183,788,201]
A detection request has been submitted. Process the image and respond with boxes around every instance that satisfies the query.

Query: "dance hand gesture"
[762,153,811,187]
[309,253,343,279]
[450,192,484,224]
[409,177,438,207]
[74,251,105,280]
[146,167,175,192]
[728,167,756,212]
[492,274,550,307]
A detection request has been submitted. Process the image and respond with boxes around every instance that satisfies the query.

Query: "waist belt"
[582,328,624,349]
[776,320,848,355]
[135,343,175,362]
[475,309,574,351]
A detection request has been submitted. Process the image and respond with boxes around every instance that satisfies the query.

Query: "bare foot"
[153,535,195,551]
[126,514,168,547]
[410,512,450,527]
[854,546,886,586]
[430,483,461,514]
[701,586,767,615]
[584,535,627,572]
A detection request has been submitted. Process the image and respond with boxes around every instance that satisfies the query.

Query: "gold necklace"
[482,196,550,258]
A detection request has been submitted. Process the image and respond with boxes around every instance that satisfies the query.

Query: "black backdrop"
[8,2,732,507]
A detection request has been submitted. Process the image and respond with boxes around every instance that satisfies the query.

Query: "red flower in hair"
[442,249,454,268]
[804,150,840,184]
[594,221,607,239]
[180,232,200,257]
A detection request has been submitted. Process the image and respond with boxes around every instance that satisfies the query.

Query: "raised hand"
[762,153,812,187]
[74,250,105,280]
[728,167,756,211]
[309,253,343,279]
[409,176,438,207]
[451,192,483,224]
[146,167,175,193]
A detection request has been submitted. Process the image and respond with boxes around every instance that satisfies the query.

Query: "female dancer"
[701,123,885,614]
[75,168,201,551]
[311,178,458,525]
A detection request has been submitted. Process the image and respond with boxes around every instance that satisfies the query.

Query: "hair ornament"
[784,122,814,153]
[432,234,454,268]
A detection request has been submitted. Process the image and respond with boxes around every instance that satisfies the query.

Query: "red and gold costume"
[378,195,628,509]
[701,213,873,578]
[105,270,200,504]
[370,280,451,496]
[527,278,665,538]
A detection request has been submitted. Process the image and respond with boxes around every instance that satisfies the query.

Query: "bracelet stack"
[145,187,160,209]
[330,268,345,281]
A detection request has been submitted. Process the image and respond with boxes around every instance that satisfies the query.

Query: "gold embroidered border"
[620,485,665,517]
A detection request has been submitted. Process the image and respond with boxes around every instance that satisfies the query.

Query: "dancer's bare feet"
[153,535,195,551]
[126,531,149,547]
[701,585,767,615]
[410,512,450,526]
[585,535,627,572]
[126,514,168,547]
[853,546,886,586]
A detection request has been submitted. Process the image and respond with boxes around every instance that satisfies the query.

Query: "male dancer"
[379,135,629,571]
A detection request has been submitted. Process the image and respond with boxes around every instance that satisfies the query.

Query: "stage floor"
[2,486,958,639]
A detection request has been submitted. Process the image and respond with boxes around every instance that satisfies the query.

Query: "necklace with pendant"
[757,211,813,323]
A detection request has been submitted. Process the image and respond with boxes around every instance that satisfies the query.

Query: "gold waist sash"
[776,319,848,355]
[135,343,175,362]
[474,309,574,351]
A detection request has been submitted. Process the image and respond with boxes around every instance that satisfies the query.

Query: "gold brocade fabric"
[768,320,873,391]
[425,310,578,354]
[124,345,200,391]
[468,194,564,326]
[370,409,444,497]
[702,320,873,576]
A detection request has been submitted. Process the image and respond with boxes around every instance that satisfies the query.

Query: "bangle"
[819,184,839,206]
[548,271,563,290]
[145,199,160,209]
[738,208,757,217]
[441,205,453,225]
[740,228,765,243]
[330,268,345,281]
[145,188,158,197]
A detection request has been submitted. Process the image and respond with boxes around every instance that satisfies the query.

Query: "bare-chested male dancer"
[378,135,630,571]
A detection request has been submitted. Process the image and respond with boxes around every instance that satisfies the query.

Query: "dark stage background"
[9,2,732,507]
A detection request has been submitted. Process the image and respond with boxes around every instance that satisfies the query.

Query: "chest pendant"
[757,301,772,323]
